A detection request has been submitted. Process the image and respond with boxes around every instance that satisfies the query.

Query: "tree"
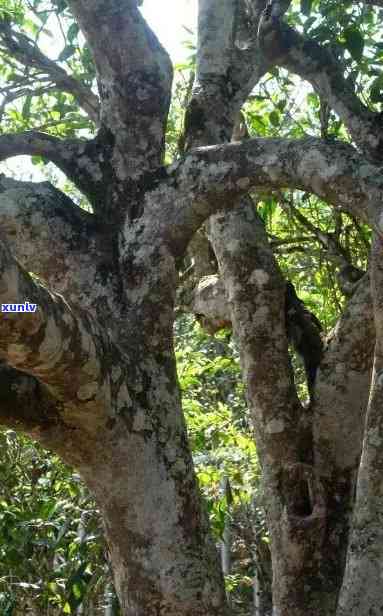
[0,0,382,614]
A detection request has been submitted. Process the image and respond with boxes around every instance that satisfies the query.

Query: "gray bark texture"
[1,0,383,614]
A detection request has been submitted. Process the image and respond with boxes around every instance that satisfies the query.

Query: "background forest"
[0,0,376,613]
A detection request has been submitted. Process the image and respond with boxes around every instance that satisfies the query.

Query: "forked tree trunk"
[1,1,383,614]
[181,2,379,613]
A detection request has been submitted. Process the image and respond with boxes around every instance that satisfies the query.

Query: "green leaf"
[269,110,280,127]
[343,27,364,62]
[67,22,79,43]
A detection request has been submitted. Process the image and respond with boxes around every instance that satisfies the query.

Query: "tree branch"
[206,203,328,597]
[278,194,366,294]
[0,238,110,406]
[229,0,291,113]
[0,131,115,216]
[278,193,354,263]
[0,176,121,323]
[313,276,374,475]
[183,0,272,150]
[197,0,236,79]
[163,137,382,253]
[257,16,383,161]
[0,20,100,125]
[337,236,383,615]
[0,130,75,162]
[208,204,303,457]
[67,0,173,177]
[298,273,374,611]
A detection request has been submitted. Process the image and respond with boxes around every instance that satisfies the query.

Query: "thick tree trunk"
[49,324,229,616]
[30,354,228,616]
[80,381,227,616]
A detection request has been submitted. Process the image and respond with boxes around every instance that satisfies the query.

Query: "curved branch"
[257,16,383,161]
[163,137,382,254]
[0,131,113,215]
[0,20,100,125]
[0,176,121,321]
[0,238,110,406]
[0,130,74,162]
[0,176,93,292]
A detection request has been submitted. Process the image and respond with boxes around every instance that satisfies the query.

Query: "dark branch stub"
[285,282,323,398]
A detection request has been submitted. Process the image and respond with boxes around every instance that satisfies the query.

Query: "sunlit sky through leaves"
[141,0,197,61]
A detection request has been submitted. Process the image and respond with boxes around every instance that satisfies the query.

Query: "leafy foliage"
[0,431,114,614]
